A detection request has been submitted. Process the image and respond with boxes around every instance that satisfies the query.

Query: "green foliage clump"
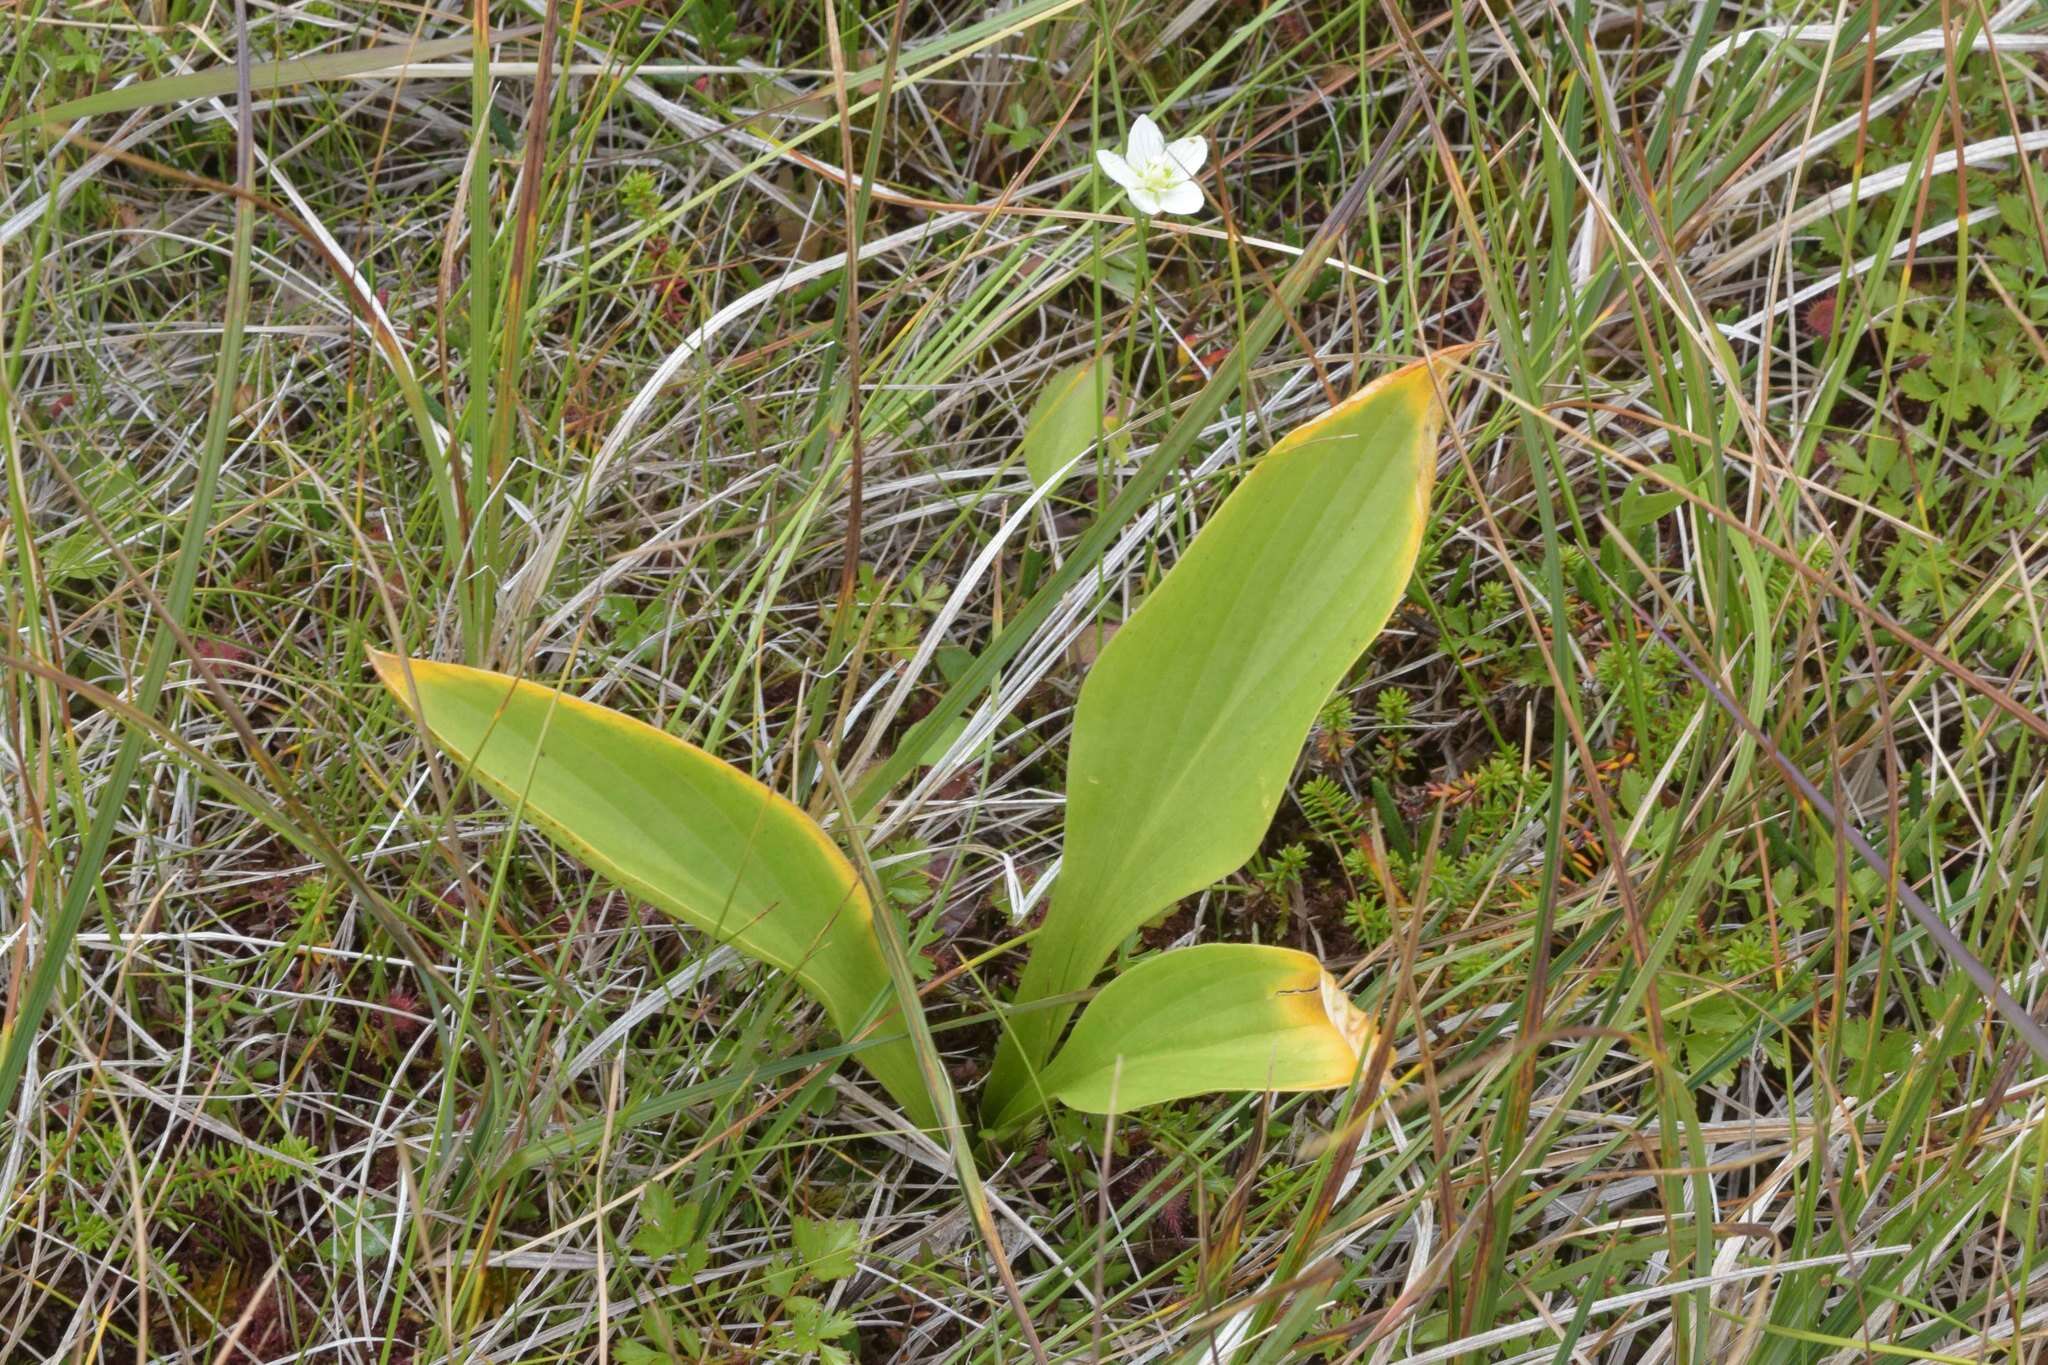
[1345,891,1393,946]
[61,1124,319,1254]
[1311,696,1358,764]
[1297,774,1365,848]
[619,168,662,221]
[1246,842,1311,905]
[853,566,947,657]
[1371,687,1416,771]
[1876,195,2048,466]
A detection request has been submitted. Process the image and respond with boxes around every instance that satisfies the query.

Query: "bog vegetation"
[5,1,2048,1362]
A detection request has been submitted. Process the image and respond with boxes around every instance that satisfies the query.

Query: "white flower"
[1094,114,1207,217]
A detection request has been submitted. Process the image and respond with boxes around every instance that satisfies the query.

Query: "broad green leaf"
[1618,464,1688,528]
[1020,356,1118,489]
[1618,481,1684,529]
[6,38,474,135]
[369,653,933,1127]
[985,353,1455,1117]
[791,1215,862,1283]
[993,945,1375,1128]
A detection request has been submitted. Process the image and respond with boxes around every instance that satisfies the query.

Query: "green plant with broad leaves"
[373,353,1457,1140]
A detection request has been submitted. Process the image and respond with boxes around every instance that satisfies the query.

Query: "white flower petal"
[1094,148,1141,191]
[1155,179,1205,216]
[1126,182,1164,216]
[1127,114,1166,166]
[1163,135,1207,175]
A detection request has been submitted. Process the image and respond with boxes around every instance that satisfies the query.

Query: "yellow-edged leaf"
[986,351,1457,1118]
[996,945,1374,1126]
[369,653,933,1127]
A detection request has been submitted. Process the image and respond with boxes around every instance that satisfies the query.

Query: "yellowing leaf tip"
[1285,344,1475,447]
[1318,970,1377,1066]
[368,648,449,700]
[1384,342,1478,415]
